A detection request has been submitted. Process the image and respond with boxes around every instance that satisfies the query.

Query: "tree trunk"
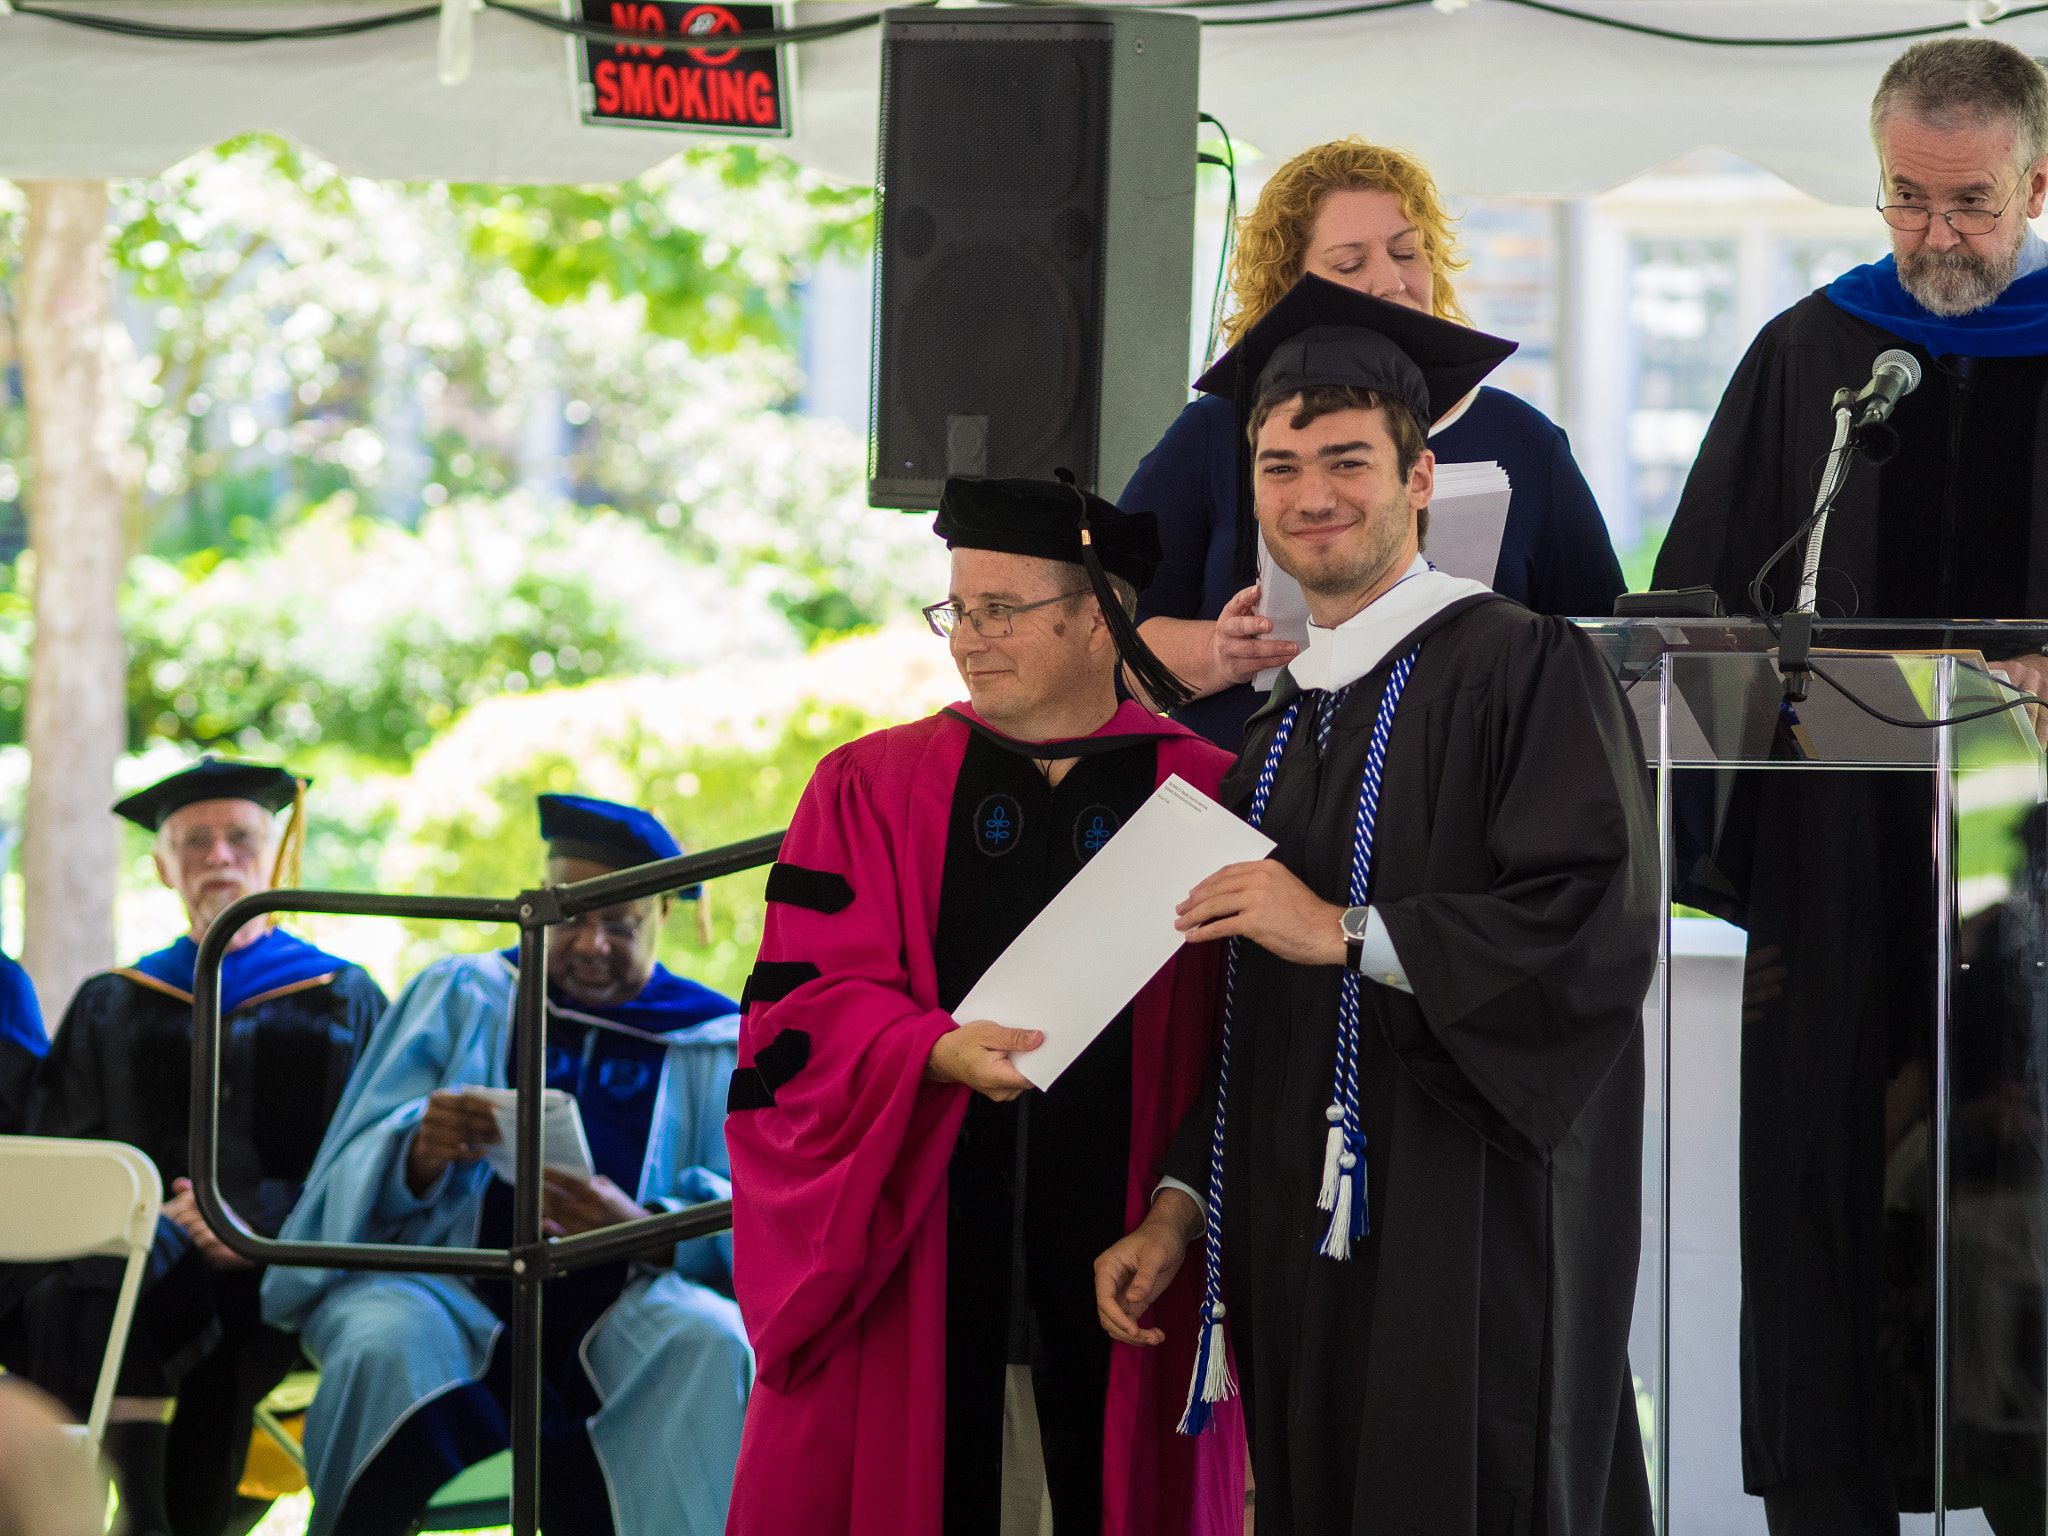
[19,181,129,1021]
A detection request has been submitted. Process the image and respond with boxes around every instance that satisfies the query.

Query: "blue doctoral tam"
[538,793,699,896]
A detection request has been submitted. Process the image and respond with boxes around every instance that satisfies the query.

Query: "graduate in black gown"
[1,759,384,1536]
[1649,40,2048,1534]
[1097,277,1660,1535]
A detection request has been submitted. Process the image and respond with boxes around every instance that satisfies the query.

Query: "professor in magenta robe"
[724,479,1240,1536]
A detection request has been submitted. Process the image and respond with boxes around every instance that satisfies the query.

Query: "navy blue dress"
[1123,388,1625,748]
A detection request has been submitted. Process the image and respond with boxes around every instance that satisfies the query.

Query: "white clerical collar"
[1286,556,1493,694]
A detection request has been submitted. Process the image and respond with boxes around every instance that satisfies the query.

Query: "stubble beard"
[1270,485,1413,602]
[1898,219,2026,317]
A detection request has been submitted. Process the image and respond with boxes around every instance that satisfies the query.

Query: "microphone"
[1853,348,1922,427]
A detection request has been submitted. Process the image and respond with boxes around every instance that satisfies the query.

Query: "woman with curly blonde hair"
[1122,137,1623,747]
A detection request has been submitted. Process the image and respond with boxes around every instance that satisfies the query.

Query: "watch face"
[1341,907,1370,940]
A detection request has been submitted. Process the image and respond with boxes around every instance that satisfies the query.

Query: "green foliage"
[392,704,877,999]
[105,497,762,763]
[448,148,870,352]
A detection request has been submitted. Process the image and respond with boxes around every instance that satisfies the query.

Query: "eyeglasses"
[1876,175,2022,235]
[555,908,650,944]
[922,590,1091,639]
[170,827,262,858]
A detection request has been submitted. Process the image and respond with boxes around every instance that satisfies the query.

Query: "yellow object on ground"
[239,1413,307,1500]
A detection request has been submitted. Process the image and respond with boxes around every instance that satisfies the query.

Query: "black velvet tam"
[113,756,305,831]
[934,476,1164,591]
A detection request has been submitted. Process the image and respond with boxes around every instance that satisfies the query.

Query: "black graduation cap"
[112,756,306,831]
[934,473,1193,710]
[1195,273,1517,431]
[537,793,701,899]
[1192,274,1519,587]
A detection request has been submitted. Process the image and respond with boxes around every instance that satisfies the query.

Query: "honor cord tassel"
[1178,702,1299,1435]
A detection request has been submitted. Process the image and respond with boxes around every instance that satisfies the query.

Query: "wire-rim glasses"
[923,589,1091,639]
[1876,173,2023,236]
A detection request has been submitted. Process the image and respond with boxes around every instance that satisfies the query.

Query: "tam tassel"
[1054,467,1194,712]
[695,883,715,946]
[268,774,308,893]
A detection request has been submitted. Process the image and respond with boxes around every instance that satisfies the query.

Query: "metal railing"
[187,829,784,1536]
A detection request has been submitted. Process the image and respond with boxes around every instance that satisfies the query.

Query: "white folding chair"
[0,1136,163,1453]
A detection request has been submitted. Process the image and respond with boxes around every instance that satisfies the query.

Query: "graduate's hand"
[1211,584,1300,687]
[405,1090,501,1195]
[924,1022,1043,1102]
[1094,1188,1202,1347]
[164,1178,256,1271]
[1175,859,1347,966]
[540,1171,675,1264]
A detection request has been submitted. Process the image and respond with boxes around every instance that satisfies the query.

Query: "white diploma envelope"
[461,1085,596,1183]
[957,775,1276,1090]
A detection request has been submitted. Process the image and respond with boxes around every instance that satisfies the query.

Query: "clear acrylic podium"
[1580,619,2048,1536]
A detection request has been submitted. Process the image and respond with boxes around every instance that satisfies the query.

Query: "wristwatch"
[1339,905,1372,971]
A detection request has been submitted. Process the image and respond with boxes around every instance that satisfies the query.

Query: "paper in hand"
[461,1086,595,1184]
[955,775,1275,1090]
[1424,461,1512,589]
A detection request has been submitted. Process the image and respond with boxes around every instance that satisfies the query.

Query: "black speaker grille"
[890,42,1088,209]
[871,24,1111,506]
[898,243,1084,475]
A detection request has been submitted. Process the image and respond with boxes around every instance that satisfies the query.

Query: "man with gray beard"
[1657,36,2048,638]
[1652,35,2048,1536]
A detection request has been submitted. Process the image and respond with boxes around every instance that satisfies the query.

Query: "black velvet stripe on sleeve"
[764,863,855,914]
[726,1028,812,1111]
[740,960,822,1011]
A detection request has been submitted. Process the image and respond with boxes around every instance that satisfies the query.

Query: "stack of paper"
[955,775,1275,1089]
[1253,460,1514,690]
[460,1086,595,1184]
[1425,460,1513,588]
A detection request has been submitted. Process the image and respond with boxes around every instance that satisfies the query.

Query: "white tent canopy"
[1,1,2044,199]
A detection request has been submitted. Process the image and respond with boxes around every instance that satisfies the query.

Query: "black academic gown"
[1653,290,2048,1527]
[1164,597,1659,1536]
[938,722,1159,1536]
[1652,289,2048,619]
[2,965,383,1534]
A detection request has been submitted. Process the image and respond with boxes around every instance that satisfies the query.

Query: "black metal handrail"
[187,828,783,1535]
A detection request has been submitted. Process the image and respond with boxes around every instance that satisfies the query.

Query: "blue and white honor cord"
[1178,647,1419,1436]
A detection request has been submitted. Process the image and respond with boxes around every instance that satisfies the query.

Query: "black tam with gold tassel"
[933,473,1194,712]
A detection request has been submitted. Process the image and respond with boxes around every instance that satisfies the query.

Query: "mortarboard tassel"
[696,884,715,946]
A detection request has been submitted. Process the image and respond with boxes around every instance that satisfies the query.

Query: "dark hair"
[1247,385,1431,547]
[1872,37,2048,168]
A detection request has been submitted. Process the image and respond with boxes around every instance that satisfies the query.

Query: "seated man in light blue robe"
[263,794,751,1536]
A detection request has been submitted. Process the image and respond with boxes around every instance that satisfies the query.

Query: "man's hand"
[1992,653,2048,746]
[1176,859,1346,966]
[164,1178,256,1271]
[540,1171,674,1264]
[924,1022,1043,1102]
[1210,583,1301,687]
[405,1090,502,1196]
[1095,1188,1203,1346]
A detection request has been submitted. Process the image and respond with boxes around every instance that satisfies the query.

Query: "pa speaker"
[868,7,1199,508]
